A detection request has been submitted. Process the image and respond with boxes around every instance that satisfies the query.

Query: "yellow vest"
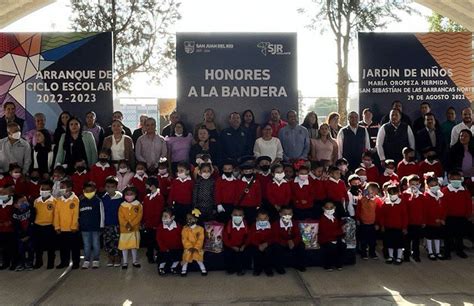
[34,196,57,226]
[54,193,80,231]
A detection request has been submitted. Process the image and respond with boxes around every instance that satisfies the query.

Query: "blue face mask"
[19,202,29,210]
[450,180,462,189]
[0,195,9,202]
[256,220,270,229]
[430,186,440,193]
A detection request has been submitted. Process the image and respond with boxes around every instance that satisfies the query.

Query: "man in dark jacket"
[415,112,445,160]
[0,102,24,139]
[219,112,251,163]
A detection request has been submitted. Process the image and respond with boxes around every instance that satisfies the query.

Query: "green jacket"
[55,131,98,167]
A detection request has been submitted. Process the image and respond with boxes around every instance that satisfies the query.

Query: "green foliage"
[70,0,181,92]
[307,97,338,116]
[428,13,466,32]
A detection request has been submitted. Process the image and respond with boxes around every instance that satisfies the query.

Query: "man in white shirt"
[450,107,474,147]
[336,111,370,171]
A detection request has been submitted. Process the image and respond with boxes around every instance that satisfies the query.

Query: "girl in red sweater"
[402,175,425,262]
[310,161,326,219]
[223,207,249,275]
[71,159,90,197]
[130,162,148,202]
[235,162,262,224]
[419,148,443,178]
[318,201,346,271]
[247,209,274,276]
[266,164,291,220]
[168,162,194,225]
[325,166,348,218]
[156,208,182,276]
[397,147,420,180]
[291,165,314,220]
[142,177,165,264]
[256,156,272,207]
[379,160,399,186]
[423,174,446,260]
[361,152,379,184]
[215,160,238,222]
[90,149,116,195]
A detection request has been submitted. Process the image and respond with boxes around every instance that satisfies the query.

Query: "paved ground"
[2,247,474,305]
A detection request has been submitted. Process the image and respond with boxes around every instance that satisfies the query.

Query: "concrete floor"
[2,248,474,305]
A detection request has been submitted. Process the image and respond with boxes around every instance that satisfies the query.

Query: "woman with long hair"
[326,112,341,139]
[310,123,338,166]
[193,108,219,142]
[32,128,54,175]
[241,109,261,149]
[302,111,319,139]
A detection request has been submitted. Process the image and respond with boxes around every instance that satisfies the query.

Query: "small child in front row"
[169,162,194,225]
[318,201,346,271]
[356,182,382,260]
[156,208,182,276]
[102,176,123,267]
[423,174,445,260]
[143,177,165,263]
[402,175,425,262]
[181,209,207,276]
[266,164,291,220]
[223,207,249,276]
[12,195,34,271]
[248,209,275,277]
[118,186,143,269]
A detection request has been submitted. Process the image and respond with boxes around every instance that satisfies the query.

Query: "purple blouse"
[165,133,193,162]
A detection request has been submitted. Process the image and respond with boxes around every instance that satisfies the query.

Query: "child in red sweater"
[291,165,314,220]
[156,208,182,276]
[256,156,272,207]
[215,159,239,222]
[325,166,348,218]
[223,207,249,275]
[319,201,346,271]
[248,209,274,276]
[71,159,90,197]
[9,164,27,196]
[130,162,148,202]
[157,158,172,202]
[310,161,326,219]
[283,163,295,182]
[26,169,41,202]
[0,184,15,270]
[168,162,194,225]
[380,184,408,265]
[397,147,420,179]
[361,152,379,184]
[272,207,305,274]
[441,170,472,259]
[142,177,165,263]
[266,164,291,220]
[89,149,116,195]
[380,160,399,186]
[236,161,262,224]
[402,175,425,262]
[419,148,443,178]
[423,174,445,260]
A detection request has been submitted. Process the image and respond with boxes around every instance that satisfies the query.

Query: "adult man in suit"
[415,112,446,160]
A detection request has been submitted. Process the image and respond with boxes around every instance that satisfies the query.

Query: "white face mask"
[158,169,168,175]
[324,209,335,215]
[430,186,440,193]
[40,190,51,198]
[175,133,183,137]
[298,174,309,181]
[118,168,128,174]
[389,194,399,202]
[201,173,211,179]
[363,160,372,167]
[10,131,21,140]
[359,176,367,183]
[385,168,394,175]
[274,172,285,181]
[177,172,187,179]
[136,170,145,176]
[232,215,243,225]
[282,215,293,223]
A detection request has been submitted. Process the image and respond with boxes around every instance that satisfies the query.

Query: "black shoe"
[46,264,54,270]
[265,269,274,277]
[201,271,208,276]
[8,265,16,271]
[403,256,410,262]
[226,270,235,275]
[71,264,80,270]
[181,271,187,277]
[413,256,421,262]
[295,266,306,272]
[237,270,246,276]
[132,263,141,268]
[56,263,68,269]
[253,270,261,276]
[0,265,8,270]
[436,254,445,260]
[158,268,166,276]
[170,267,178,275]
[394,259,403,265]
[456,251,468,259]
[33,262,43,269]
[369,254,379,260]
[385,258,393,264]
[122,264,128,270]
[275,267,286,275]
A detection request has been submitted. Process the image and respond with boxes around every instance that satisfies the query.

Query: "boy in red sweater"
[419,147,443,178]
[71,159,90,197]
[168,162,194,225]
[256,156,272,207]
[380,184,408,265]
[156,208,182,276]
[236,161,262,224]
[215,159,239,222]
[89,149,116,195]
[397,147,420,179]
[272,207,306,274]
[130,161,148,202]
[247,209,274,276]
[157,158,172,202]
[319,201,346,271]
[380,159,399,186]
[402,175,425,262]
[143,177,165,263]
[361,152,379,184]
[423,174,446,260]
[442,170,472,259]
[0,184,16,270]
[26,169,41,202]
[310,161,326,218]
[223,207,249,275]
[325,166,348,218]
[291,165,314,220]
[266,164,291,220]
[9,164,27,197]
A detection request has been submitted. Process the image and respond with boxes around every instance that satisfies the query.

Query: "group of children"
[0,146,472,276]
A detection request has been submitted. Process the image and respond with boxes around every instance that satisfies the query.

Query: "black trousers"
[320,240,346,269]
[359,223,377,257]
[445,216,467,255]
[243,207,257,225]
[273,243,305,270]
[224,246,250,273]
[250,245,274,273]
[33,224,56,266]
[0,232,17,267]
[293,208,314,221]
[143,228,157,260]
[173,203,191,225]
[404,225,423,258]
[157,249,182,269]
[58,232,80,266]
[216,203,234,223]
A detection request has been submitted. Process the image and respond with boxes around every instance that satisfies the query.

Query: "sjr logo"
[184,41,195,54]
[257,42,286,56]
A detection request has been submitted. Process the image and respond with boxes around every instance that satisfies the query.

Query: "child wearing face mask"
[118,186,143,269]
[324,166,348,218]
[423,174,445,260]
[181,209,207,276]
[33,180,57,269]
[248,209,275,276]
[12,195,35,271]
[89,149,116,196]
[397,147,420,179]
[156,208,182,276]
[272,207,306,274]
[79,181,104,269]
[380,184,408,265]
[291,165,314,220]
[283,163,295,182]
[402,175,425,262]
[318,201,346,271]
[130,162,148,202]
[236,161,262,224]
[347,174,363,218]
[157,158,172,201]
[26,169,41,202]
[71,159,90,197]
[266,164,291,221]
[379,160,399,186]
[256,156,272,207]
[335,158,350,181]
[51,166,67,198]
[192,163,215,221]
[0,185,17,270]
[102,176,123,267]
[223,207,249,276]
[169,162,194,225]
[8,164,27,196]
[142,177,164,264]
[360,152,379,184]
[215,159,239,223]
[53,179,80,269]
[441,170,471,259]
[116,160,134,192]
[419,147,443,178]
[309,161,326,219]
[354,168,368,189]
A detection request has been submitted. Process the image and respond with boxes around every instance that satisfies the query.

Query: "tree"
[70,0,181,92]
[298,0,415,123]
[428,13,466,32]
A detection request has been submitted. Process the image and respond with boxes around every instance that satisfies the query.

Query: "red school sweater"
[419,160,443,178]
[223,221,249,248]
[168,178,194,205]
[26,180,41,201]
[318,215,344,245]
[215,176,239,205]
[247,225,274,246]
[402,191,425,226]
[235,178,262,208]
[363,164,380,184]
[379,173,399,186]
[156,222,183,251]
[142,191,165,229]
[423,192,446,226]
[397,160,420,179]
[325,178,348,203]
[272,220,302,246]
[310,177,326,201]
[130,174,148,202]
[71,171,90,196]
[157,174,172,199]
[291,181,314,209]
[266,180,291,207]
[256,172,272,201]
[90,164,116,192]
[380,199,408,230]
[441,186,472,218]
[0,201,14,232]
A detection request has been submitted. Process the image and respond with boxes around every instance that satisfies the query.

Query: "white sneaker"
[82,261,90,269]
[92,261,100,269]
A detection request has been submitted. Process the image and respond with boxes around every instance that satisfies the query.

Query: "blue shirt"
[278,124,310,160]
[79,196,104,232]
[102,192,123,226]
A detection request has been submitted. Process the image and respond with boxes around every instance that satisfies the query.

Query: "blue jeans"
[81,231,100,261]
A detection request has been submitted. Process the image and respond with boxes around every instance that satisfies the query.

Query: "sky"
[2,0,432,102]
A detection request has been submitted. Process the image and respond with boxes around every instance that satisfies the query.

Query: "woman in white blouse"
[102,120,135,169]
[253,123,283,163]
